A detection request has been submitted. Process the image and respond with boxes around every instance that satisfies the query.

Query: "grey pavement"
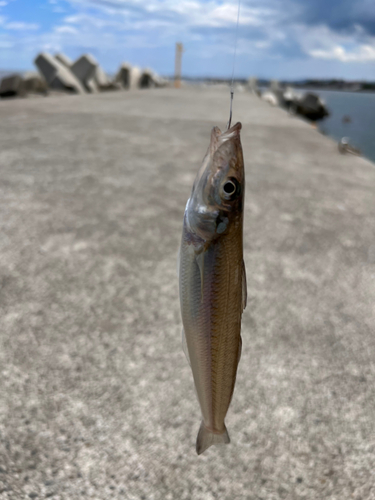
[0,88,375,499]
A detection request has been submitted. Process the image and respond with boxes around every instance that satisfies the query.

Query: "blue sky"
[0,0,375,79]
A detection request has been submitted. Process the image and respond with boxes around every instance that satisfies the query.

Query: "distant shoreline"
[1,69,375,94]
[182,78,375,93]
[289,86,375,94]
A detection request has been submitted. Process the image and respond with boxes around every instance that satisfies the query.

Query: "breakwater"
[0,88,374,498]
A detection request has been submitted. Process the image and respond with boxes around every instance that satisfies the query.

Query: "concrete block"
[55,53,73,68]
[35,53,60,83]
[86,78,99,93]
[0,74,24,97]
[139,69,167,89]
[71,54,98,92]
[92,66,119,91]
[247,77,259,94]
[23,72,48,94]
[34,53,85,94]
[115,63,141,90]
[115,63,131,89]
[94,66,110,88]
[270,79,281,92]
[269,80,285,106]
[296,92,329,121]
[139,69,156,89]
[151,73,167,88]
[131,67,142,89]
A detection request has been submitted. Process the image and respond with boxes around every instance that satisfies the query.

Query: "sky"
[0,0,375,80]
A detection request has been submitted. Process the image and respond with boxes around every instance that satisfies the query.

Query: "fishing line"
[227,0,241,129]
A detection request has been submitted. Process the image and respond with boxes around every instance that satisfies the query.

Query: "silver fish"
[179,122,246,455]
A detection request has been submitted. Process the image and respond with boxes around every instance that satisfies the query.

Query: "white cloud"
[191,4,264,28]
[54,25,79,34]
[310,44,375,62]
[255,40,272,49]
[64,13,120,28]
[290,23,375,64]
[6,21,40,30]
[2,0,375,78]
[52,0,280,64]
[0,1,8,6]
[67,0,275,29]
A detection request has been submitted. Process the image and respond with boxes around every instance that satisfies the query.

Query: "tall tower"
[174,43,184,88]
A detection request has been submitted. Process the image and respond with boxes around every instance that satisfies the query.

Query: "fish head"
[186,122,245,243]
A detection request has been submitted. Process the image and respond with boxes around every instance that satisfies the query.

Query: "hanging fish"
[178,122,246,455]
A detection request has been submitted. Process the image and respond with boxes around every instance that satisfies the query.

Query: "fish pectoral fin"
[242,260,247,312]
[182,328,191,367]
[196,422,230,455]
[195,252,205,300]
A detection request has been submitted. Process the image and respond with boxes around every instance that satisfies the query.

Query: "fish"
[178,121,246,455]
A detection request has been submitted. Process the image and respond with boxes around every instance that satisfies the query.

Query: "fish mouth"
[222,122,242,139]
[210,122,242,157]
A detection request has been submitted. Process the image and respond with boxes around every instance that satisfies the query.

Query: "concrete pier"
[0,88,375,499]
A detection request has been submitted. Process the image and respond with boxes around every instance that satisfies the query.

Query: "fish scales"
[179,122,246,455]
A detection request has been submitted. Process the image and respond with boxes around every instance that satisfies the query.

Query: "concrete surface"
[0,88,375,499]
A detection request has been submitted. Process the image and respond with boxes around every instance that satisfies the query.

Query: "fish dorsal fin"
[182,328,191,366]
[242,260,247,312]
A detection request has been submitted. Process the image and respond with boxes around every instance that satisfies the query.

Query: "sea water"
[313,89,375,164]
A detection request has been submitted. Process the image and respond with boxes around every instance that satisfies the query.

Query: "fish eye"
[221,178,240,200]
[223,181,236,195]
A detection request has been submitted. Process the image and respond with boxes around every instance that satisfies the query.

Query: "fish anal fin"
[226,336,242,407]
[196,422,230,455]
[242,260,247,311]
[237,335,242,365]
[182,328,191,367]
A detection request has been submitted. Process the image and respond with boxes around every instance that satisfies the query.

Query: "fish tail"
[196,422,230,455]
